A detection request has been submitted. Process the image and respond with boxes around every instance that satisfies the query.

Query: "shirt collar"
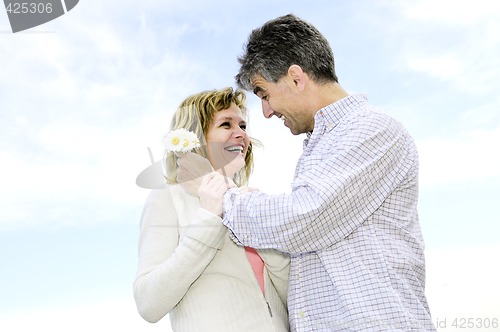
[316,94,368,130]
[303,94,368,147]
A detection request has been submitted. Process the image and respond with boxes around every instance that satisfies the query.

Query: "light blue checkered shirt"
[223,94,435,331]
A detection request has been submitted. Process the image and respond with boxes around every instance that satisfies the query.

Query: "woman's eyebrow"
[215,116,245,123]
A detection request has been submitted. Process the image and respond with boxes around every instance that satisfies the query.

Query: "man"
[181,14,435,332]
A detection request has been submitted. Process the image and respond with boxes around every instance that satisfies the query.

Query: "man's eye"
[240,124,247,130]
[220,122,230,127]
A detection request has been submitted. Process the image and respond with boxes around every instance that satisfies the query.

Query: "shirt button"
[299,311,305,318]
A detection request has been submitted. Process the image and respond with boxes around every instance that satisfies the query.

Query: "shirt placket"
[291,254,311,332]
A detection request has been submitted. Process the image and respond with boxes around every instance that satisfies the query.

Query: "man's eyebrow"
[253,86,263,95]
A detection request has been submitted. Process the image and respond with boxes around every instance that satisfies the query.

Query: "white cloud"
[386,0,500,96]
[418,127,500,187]
[425,244,500,323]
[403,0,500,26]
[407,54,465,81]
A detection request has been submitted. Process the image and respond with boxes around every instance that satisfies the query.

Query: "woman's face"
[205,104,250,177]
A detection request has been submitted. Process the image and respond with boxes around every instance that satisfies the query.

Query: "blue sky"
[1,1,499,331]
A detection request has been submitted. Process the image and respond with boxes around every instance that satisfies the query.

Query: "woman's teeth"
[225,146,243,153]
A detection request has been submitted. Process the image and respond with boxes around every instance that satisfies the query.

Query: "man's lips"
[278,114,288,127]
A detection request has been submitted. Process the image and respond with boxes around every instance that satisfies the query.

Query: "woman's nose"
[234,125,246,138]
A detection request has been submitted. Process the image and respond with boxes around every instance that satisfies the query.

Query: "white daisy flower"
[164,128,200,153]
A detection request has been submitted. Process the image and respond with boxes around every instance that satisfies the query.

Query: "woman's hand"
[198,172,234,216]
[176,152,214,196]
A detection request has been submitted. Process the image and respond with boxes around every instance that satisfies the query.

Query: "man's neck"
[314,82,349,110]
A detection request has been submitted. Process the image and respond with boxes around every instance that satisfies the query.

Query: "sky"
[1,0,499,331]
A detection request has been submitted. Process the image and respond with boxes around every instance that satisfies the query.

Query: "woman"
[133,87,290,331]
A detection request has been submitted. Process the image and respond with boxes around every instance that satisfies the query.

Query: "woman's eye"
[240,124,247,130]
[220,122,230,127]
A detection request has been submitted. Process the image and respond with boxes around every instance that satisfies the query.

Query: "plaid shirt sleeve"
[222,105,412,254]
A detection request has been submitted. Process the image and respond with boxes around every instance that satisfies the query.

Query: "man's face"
[252,74,314,135]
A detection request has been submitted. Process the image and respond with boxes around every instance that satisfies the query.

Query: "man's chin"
[289,125,307,135]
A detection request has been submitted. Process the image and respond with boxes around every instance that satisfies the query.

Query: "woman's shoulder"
[146,183,185,199]
[142,185,182,209]
[144,184,199,213]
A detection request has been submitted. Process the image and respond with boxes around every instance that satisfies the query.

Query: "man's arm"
[222,121,414,254]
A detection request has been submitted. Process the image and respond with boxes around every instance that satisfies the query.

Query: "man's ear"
[287,65,307,92]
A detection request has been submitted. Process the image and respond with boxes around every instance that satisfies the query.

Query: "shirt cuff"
[222,188,244,246]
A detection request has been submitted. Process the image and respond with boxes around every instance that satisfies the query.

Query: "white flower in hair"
[164,128,201,153]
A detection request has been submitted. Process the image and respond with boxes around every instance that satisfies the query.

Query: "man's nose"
[262,100,274,119]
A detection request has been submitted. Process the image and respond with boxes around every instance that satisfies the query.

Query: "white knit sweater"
[133,185,290,332]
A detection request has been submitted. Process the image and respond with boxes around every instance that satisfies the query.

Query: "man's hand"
[238,186,260,193]
[176,152,214,195]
